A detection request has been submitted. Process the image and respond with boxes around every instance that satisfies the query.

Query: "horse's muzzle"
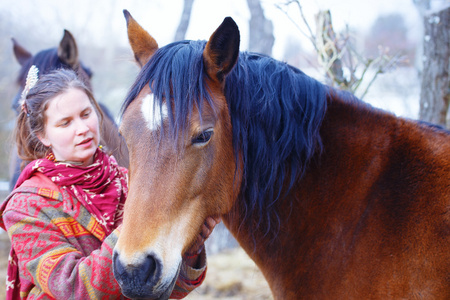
[113,250,179,299]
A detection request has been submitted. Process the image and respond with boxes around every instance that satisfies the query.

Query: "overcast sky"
[0,0,430,59]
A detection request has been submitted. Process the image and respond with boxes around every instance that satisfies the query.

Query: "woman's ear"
[37,134,51,147]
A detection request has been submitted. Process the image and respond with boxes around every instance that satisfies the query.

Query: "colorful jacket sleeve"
[2,187,206,299]
[2,191,124,299]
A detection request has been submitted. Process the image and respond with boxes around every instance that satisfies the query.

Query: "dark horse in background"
[10,30,129,190]
[113,10,450,299]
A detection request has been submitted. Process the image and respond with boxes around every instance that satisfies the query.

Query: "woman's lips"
[77,138,93,147]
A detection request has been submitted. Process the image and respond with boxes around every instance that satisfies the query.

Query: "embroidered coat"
[0,172,206,299]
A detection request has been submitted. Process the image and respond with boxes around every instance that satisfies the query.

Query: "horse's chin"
[120,263,181,300]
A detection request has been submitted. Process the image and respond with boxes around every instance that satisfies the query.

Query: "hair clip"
[20,65,39,115]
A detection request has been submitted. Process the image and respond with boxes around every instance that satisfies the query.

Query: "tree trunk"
[247,0,274,56]
[419,6,450,128]
[174,0,195,41]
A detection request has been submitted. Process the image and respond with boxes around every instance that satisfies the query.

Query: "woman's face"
[39,88,100,167]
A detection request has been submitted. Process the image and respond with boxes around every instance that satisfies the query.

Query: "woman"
[0,67,218,299]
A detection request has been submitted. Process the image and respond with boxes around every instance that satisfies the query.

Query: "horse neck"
[225,91,450,297]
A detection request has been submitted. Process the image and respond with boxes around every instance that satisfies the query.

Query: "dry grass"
[186,247,273,300]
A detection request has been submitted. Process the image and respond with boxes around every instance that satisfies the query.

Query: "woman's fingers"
[184,216,222,256]
[201,216,222,239]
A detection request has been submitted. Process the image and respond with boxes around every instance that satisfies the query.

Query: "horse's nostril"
[112,251,127,279]
[113,250,163,296]
[142,254,158,283]
[113,249,181,299]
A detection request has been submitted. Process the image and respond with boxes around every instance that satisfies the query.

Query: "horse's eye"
[192,129,213,145]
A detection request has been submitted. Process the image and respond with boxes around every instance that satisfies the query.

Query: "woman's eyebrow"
[81,106,93,113]
[55,115,72,123]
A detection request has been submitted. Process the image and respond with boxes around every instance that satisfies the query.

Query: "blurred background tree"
[418,6,449,128]
[174,0,195,41]
[277,0,410,99]
[247,0,274,55]
[364,13,415,59]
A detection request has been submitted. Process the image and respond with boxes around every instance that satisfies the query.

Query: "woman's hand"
[183,216,221,268]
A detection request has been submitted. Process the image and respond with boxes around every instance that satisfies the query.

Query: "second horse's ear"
[58,30,79,67]
[123,9,159,68]
[12,38,32,66]
[203,17,240,84]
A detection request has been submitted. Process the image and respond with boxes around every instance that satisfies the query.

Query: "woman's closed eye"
[58,119,71,127]
[81,109,91,119]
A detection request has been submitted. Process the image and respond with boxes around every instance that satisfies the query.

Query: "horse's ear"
[58,30,79,67]
[123,9,159,68]
[11,38,32,66]
[203,17,240,83]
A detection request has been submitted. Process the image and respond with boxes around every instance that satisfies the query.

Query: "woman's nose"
[75,119,90,135]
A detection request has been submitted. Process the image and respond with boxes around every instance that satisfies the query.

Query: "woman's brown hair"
[15,68,104,169]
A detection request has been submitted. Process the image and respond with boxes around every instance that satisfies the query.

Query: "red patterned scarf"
[15,148,127,235]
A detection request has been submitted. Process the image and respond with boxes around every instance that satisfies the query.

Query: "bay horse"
[10,30,129,190]
[113,10,450,299]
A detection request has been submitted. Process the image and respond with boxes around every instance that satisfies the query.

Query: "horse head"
[113,11,242,299]
[12,29,92,112]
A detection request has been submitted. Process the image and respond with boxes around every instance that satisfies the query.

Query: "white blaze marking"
[141,94,168,131]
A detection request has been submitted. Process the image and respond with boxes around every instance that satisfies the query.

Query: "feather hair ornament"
[20,65,39,115]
